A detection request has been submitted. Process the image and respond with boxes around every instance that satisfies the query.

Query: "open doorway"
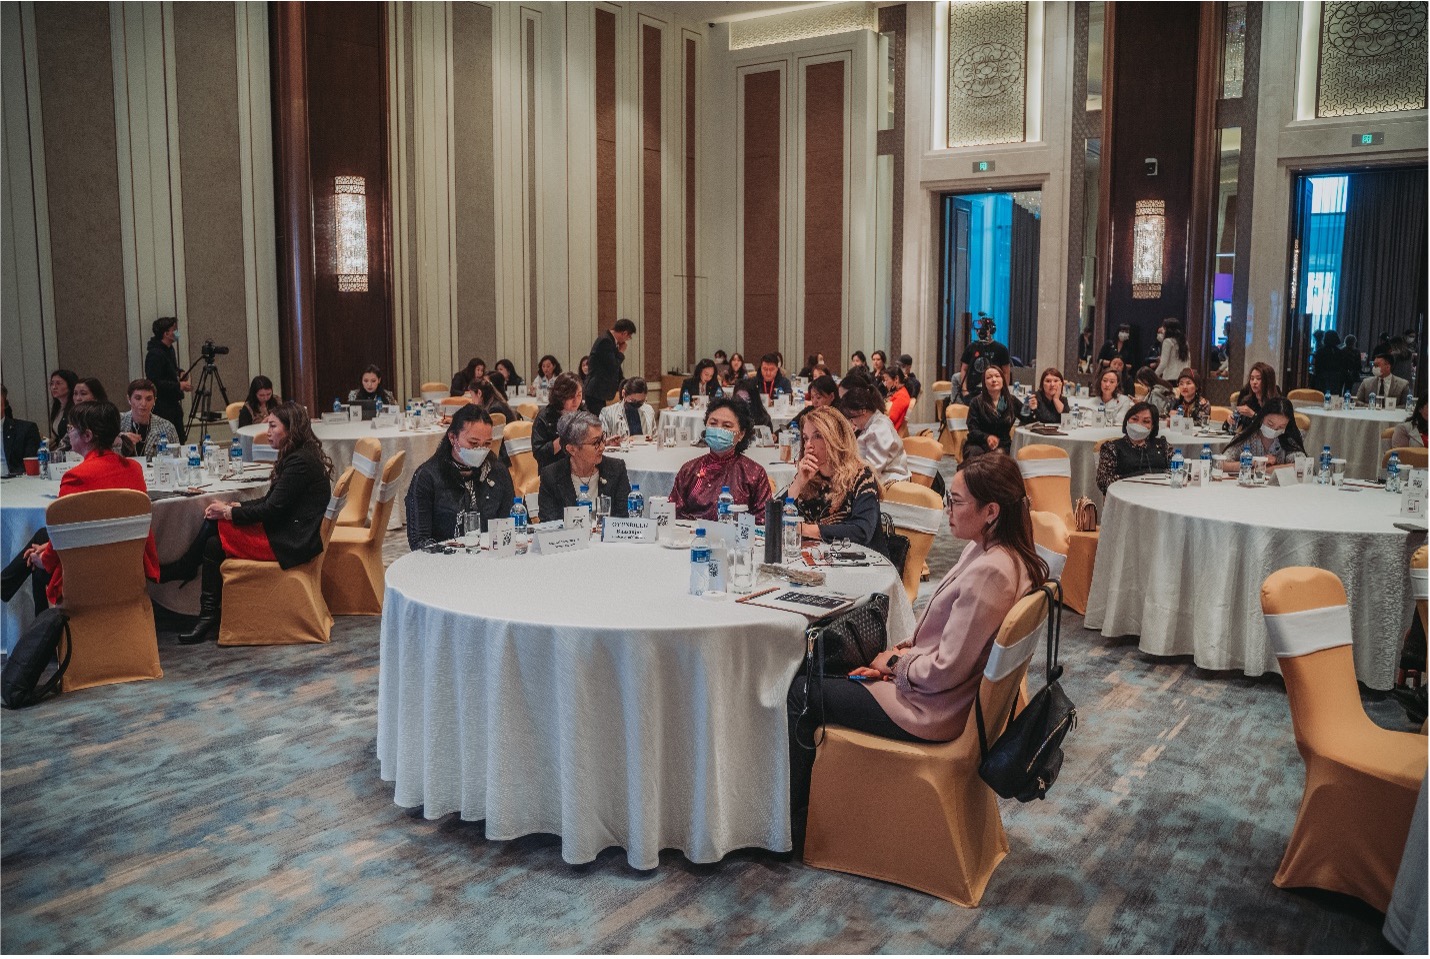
[936,190,1041,383]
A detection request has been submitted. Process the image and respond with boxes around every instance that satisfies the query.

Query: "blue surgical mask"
[705,426,736,453]
[171,330,180,343]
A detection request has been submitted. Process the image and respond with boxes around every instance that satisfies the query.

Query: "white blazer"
[601,401,655,437]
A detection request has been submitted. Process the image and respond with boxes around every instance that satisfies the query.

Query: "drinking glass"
[1331,458,1346,487]
[597,494,612,526]
[1252,456,1268,484]
[729,547,756,595]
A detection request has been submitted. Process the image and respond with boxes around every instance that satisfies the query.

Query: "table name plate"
[489,518,517,556]
[564,506,591,536]
[602,518,658,543]
[1403,469,1427,518]
[531,528,591,554]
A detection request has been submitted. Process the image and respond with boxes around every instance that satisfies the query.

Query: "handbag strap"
[975,583,1059,760]
[795,593,886,751]
[27,617,72,707]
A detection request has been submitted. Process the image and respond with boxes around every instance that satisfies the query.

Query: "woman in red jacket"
[882,366,912,433]
[0,401,158,612]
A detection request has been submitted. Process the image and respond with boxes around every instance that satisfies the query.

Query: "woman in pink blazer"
[787,453,1048,814]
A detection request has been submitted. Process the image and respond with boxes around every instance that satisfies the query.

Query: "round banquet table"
[238,420,443,529]
[1,469,269,653]
[605,443,797,499]
[1011,424,1232,509]
[1297,406,1406,480]
[376,539,916,868]
[658,406,796,438]
[1085,478,1421,689]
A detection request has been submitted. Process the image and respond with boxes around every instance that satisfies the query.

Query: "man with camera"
[145,317,193,442]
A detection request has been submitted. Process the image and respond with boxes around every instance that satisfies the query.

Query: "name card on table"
[736,512,758,550]
[650,503,677,537]
[488,518,517,557]
[645,495,669,520]
[531,527,590,555]
[1403,469,1428,518]
[602,517,658,543]
[564,506,591,536]
[1190,460,1212,487]
[1271,465,1299,487]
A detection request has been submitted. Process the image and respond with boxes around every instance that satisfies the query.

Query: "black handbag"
[1,608,73,709]
[794,592,890,749]
[879,513,910,578]
[974,583,1077,802]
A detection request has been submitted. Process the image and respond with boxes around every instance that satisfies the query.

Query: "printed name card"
[488,518,516,557]
[1403,469,1428,518]
[564,506,591,536]
[531,527,590,554]
[650,503,677,537]
[1271,465,1299,487]
[1190,460,1212,487]
[736,512,758,549]
[602,518,658,543]
[645,495,669,520]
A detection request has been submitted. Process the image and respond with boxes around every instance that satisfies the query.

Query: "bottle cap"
[695,527,706,536]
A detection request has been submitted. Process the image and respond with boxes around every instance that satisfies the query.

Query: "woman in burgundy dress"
[668,398,773,521]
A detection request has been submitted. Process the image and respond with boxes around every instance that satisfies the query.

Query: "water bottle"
[510,498,528,532]
[230,436,243,467]
[681,390,690,410]
[1238,447,1253,486]
[186,444,202,486]
[627,483,644,518]
[689,527,711,596]
[1021,391,1034,419]
[1342,389,1351,410]
[375,397,384,416]
[333,397,343,414]
[1319,444,1332,485]
[717,485,734,523]
[1169,448,1185,488]
[782,496,801,565]
[576,482,591,511]
[1098,400,1107,426]
[1387,452,1402,494]
[1201,444,1212,463]
[1368,390,1377,411]
[157,436,170,461]
[1322,390,1332,410]
[36,439,49,480]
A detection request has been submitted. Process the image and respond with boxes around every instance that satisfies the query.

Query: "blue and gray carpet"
[1,526,1417,953]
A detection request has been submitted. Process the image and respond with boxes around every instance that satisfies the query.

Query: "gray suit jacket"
[1355,373,1410,406]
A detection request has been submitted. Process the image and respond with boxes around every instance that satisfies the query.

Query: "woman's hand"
[23,544,45,570]
[869,649,900,676]
[120,431,142,447]
[203,502,232,521]
[847,666,886,681]
[1236,404,1254,419]
[789,450,818,497]
[986,435,1000,450]
[799,522,821,539]
[1265,454,1279,466]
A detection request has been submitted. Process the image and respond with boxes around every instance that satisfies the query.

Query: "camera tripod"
[182,354,231,439]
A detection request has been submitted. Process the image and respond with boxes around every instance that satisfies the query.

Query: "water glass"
[597,494,612,525]
[729,547,756,595]
[1331,458,1346,487]
[1252,456,1268,485]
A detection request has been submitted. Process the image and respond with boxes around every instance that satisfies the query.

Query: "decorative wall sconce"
[1131,199,1165,300]
[335,175,368,292]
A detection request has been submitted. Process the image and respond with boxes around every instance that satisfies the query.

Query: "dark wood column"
[270,1,318,412]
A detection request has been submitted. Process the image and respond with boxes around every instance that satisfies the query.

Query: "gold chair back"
[902,435,944,489]
[883,482,942,603]
[504,420,540,495]
[337,436,383,528]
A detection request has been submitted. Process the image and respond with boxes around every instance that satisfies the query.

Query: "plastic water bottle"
[1238,448,1253,486]
[1368,390,1377,411]
[510,498,528,532]
[375,397,384,416]
[690,527,711,595]
[1323,390,1332,410]
[230,436,243,467]
[681,390,690,410]
[36,439,49,480]
[1319,444,1332,485]
[782,496,801,565]
[157,436,170,461]
[1201,444,1212,463]
[1098,400,1107,426]
[1387,452,1402,494]
[186,444,202,486]
[1169,448,1186,488]
[627,483,644,518]
[576,483,591,511]
[333,397,343,414]
[1342,389,1352,410]
[717,485,734,523]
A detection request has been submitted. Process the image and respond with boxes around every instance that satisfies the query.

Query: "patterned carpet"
[1,518,1417,953]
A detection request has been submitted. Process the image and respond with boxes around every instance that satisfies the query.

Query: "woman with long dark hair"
[1096,402,1172,494]
[1020,367,1070,425]
[1234,361,1280,422]
[160,402,334,644]
[531,372,584,470]
[1391,395,1428,450]
[1153,320,1190,377]
[681,359,723,399]
[963,366,1017,459]
[405,404,515,549]
[1220,397,1307,472]
[451,357,487,397]
[348,365,397,405]
[786,451,1047,814]
[238,375,280,428]
[494,359,523,392]
[532,355,562,393]
[46,368,78,446]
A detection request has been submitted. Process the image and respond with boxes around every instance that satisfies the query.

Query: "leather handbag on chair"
[794,593,890,749]
[1073,497,1098,533]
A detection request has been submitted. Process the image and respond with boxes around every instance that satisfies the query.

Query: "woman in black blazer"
[532,372,585,471]
[160,402,333,644]
[536,410,631,523]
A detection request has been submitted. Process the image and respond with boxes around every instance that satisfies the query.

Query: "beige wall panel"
[453,1,496,368]
[32,2,130,394]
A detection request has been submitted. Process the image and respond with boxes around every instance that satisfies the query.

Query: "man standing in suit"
[584,318,637,415]
[1355,350,1411,406]
[1,384,41,476]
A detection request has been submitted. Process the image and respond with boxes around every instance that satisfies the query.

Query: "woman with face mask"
[1096,402,1172,494]
[667,398,773,521]
[599,377,656,439]
[1220,397,1306,472]
[404,404,515,550]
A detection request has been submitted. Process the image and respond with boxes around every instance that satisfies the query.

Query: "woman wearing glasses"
[405,404,515,550]
[536,410,631,523]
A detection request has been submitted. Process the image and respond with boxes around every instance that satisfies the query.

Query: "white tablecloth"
[376,540,915,868]
[1011,425,1232,509]
[605,443,797,499]
[1085,479,1419,689]
[238,421,442,529]
[1,470,269,652]
[1299,407,1406,480]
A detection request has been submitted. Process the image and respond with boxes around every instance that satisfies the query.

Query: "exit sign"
[1351,131,1384,147]
[973,160,996,173]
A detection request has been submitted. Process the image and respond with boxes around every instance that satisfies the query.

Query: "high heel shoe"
[177,591,220,644]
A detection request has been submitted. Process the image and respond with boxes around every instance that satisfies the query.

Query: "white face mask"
[1126,422,1152,441]
[1259,423,1283,440]
[1156,333,1165,343]
[456,446,489,469]
[1118,332,1129,342]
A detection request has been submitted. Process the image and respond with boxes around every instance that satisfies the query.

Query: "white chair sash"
[1413,565,1428,601]
[253,444,279,463]
[420,390,447,402]
[1035,543,1067,580]
[375,478,400,504]
[933,388,952,400]
[48,513,152,550]
[882,500,943,535]
[984,619,1045,682]
[352,452,381,479]
[506,435,532,456]
[492,424,505,440]
[945,416,968,431]
[1263,604,1353,658]
[325,494,348,521]
[1017,457,1072,479]
[906,455,940,479]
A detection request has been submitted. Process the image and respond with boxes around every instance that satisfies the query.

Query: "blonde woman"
[787,406,888,555]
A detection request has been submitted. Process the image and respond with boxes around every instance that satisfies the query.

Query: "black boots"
[160,520,215,586]
[176,552,222,645]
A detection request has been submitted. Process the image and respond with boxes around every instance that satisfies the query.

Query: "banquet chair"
[1380,426,1396,441]
[336,436,383,528]
[1287,388,1324,406]
[225,401,244,434]
[1413,546,1427,635]
[216,469,350,646]
[511,399,540,420]
[1293,411,1311,432]
[940,403,969,464]
[489,412,506,458]
[45,489,162,692]
[902,435,944,489]
[1382,447,1428,471]
[251,429,278,463]
[1229,390,1240,407]
[1029,510,1069,581]
[1259,567,1427,911]
[323,453,406,615]
[1015,445,1096,614]
[438,396,472,417]
[1134,382,1149,400]
[503,421,540,496]
[666,388,681,407]
[1209,405,1233,425]
[804,586,1052,905]
[881,482,943,603]
[420,381,448,402]
[931,380,953,423]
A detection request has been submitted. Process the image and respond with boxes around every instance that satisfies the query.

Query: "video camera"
[200,339,230,361]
